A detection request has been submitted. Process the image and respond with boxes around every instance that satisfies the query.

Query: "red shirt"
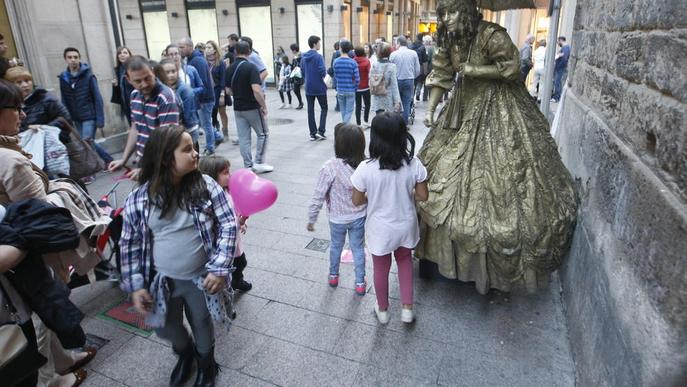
[354,56,371,90]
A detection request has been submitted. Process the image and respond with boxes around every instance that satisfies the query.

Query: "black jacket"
[21,88,72,132]
[1,199,86,349]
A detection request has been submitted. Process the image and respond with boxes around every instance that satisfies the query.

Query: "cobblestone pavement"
[75,89,575,387]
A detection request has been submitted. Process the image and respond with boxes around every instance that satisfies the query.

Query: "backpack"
[369,64,387,96]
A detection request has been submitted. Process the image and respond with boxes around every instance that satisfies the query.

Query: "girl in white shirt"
[351,112,428,324]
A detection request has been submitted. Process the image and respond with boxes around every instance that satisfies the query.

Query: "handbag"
[0,324,27,368]
[324,74,333,89]
[110,83,122,105]
[57,118,105,179]
[289,66,302,79]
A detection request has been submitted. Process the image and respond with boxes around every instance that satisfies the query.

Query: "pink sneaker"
[328,274,339,287]
[355,282,366,296]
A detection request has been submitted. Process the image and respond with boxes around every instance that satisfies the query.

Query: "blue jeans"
[198,102,216,152]
[397,79,415,123]
[329,217,366,284]
[74,120,113,164]
[552,67,567,102]
[336,92,356,123]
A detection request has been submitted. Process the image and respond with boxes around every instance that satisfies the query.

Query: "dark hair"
[240,36,253,50]
[126,55,152,74]
[377,43,392,59]
[334,41,340,50]
[339,39,352,54]
[334,123,366,168]
[165,43,179,53]
[416,33,424,42]
[308,35,320,49]
[235,41,251,56]
[0,33,3,40]
[354,45,366,57]
[139,126,208,217]
[0,58,10,79]
[558,36,567,42]
[63,47,80,59]
[290,43,299,52]
[281,55,290,65]
[114,46,133,72]
[228,33,239,41]
[368,112,415,170]
[0,79,23,109]
[150,60,169,85]
[198,155,230,182]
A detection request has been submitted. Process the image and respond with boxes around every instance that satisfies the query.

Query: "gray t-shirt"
[149,204,208,280]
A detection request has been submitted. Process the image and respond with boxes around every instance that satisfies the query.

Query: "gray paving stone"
[215,367,278,386]
[80,369,128,387]
[248,301,348,353]
[333,320,447,383]
[240,335,360,387]
[244,268,313,306]
[214,326,270,371]
[92,335,177,387]
[79,317,135,369]
[352,364,440,387]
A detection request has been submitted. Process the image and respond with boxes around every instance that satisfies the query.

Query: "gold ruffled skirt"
[416,79,577,294]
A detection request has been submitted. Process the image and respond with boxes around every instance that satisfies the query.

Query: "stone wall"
[553,0,687,385]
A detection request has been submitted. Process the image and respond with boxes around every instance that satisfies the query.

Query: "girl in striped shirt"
[307,123,368,295]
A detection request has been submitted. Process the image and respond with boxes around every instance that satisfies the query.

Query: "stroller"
[67,181,125,289]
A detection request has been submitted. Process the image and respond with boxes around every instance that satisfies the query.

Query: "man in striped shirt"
[109,56,180,179]
[332,39,359,124]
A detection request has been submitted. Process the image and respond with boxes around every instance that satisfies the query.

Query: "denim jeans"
[198,102,216,152]
[74,120,113,164]
[552,67,567,102]
[306,94,328,137]
[336,92,356,123]
[397,79,415,123]
[329,217,366,284]
[234,109,269,167]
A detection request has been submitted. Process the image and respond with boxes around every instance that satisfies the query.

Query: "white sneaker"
[252,163,274,174]
[374,304,389,324]
[278,103,285,109]
[362,121,370,129]
[401,308,415,323]
[231,137,239,145]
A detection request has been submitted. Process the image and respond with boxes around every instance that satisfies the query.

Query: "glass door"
[296,2,324,56]
[140,0,171,59]
[186,0,219,45]
[238,4,275,83]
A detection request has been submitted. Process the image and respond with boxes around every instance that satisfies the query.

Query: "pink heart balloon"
[229,169,278,217]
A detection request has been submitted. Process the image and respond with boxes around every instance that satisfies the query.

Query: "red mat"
[97,298,153,336]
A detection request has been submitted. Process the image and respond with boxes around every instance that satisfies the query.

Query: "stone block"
[644,31,687,101]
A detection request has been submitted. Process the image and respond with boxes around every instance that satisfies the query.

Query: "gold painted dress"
[417,21,577,294]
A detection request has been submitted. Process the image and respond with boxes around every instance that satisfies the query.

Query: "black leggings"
[355,90,371,125]
[293,83,303,105]
[279,91,292,104]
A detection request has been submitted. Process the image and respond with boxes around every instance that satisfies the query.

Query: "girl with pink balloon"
[200,155,253,292]
[307,123,368,296]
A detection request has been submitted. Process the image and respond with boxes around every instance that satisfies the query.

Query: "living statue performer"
[417,0,577,294]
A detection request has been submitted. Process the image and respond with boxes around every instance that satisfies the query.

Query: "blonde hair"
[3,66,32,83]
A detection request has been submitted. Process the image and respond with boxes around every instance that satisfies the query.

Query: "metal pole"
[539,0,560,118]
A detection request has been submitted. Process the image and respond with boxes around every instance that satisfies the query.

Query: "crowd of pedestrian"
[0,26,572,387]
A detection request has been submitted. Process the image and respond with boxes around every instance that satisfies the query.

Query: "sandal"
[59,346,97,375]
[70,368,88,387]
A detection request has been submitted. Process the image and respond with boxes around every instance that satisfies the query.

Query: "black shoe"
[309,135,317,141]
[296,103,304,110]
[232,279,252,292]
[315,133,326,141]
[194,350,219,387]
[170,342,195,387]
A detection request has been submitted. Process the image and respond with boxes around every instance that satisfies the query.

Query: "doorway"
[237,2,275,83]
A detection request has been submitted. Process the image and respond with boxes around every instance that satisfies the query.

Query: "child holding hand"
[350,112,428,324]
[308,123,368,295]
[199,155,253,292]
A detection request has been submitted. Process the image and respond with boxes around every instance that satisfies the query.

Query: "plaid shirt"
[119,175,237,293]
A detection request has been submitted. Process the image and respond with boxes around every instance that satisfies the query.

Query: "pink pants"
[372,247,414,310]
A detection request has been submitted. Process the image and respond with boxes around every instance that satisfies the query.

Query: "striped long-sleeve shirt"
[130,81,180,157]
[119,175,237,293]
[333,56,360,93]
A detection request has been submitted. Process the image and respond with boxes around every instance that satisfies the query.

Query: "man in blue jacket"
[552,36,571,102]
[59,47,112,183]
[301,35,328,141]
[178,37,224,155]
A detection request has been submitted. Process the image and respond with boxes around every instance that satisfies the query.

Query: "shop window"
[342,0,352,41]
[186,0,219,45]
[386,14,393,41]
[296,2,324,56]
[238,5,275,83]
[140,0,171,59]
[358,5,369,44]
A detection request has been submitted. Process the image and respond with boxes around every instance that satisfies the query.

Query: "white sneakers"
[252,163,274,174]
[374,304,389,324]
[278,103,285,109]
[374,304,415,324]
[401,308,415,323]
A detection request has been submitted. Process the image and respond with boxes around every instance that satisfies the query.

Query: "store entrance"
[237,4,275,83]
